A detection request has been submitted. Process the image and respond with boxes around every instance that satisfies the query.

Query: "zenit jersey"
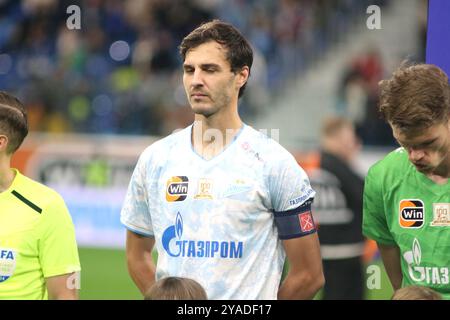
[121,124,316,299]
[363,148,450,299]
[0,170,80,300]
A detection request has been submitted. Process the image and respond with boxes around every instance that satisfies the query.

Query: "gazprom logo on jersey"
[403,238,449,285]
[162,212,243,259]
[0,249,16,283]
[166,176,189,202]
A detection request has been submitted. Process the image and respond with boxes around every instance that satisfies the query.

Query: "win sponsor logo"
[166,176,189,202]
[399,199,424,229]
[162,212,243,259]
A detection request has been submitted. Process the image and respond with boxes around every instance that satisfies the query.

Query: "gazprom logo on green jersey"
[403,238,449,285]
[162,212,243,259]
[0,249,16,283]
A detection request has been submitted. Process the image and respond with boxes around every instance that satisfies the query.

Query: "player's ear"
[0,134,9,153]
[235,66,249,90]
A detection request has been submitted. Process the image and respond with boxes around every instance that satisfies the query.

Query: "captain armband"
[274,198,317,240]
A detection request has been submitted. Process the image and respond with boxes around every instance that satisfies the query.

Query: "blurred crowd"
[0,0,390,136]
[335,49,394,146]
[334,0,426,146]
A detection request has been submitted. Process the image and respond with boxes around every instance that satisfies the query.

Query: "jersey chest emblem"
[431,203,450,227]
[194,178,214,200]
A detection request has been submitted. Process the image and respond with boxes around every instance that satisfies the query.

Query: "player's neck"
[426,173,448,185]
[194,109,242,132]
[427,156,450,184]
[0,158,15,193]
[427,165,450,185]
[192,113,243,160]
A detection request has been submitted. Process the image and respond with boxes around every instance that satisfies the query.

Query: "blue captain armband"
[274,198,317,240]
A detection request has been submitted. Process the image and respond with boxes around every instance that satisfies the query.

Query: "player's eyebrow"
[200,63,220,70]
[183,63,193,71]
[183,63,221,71]
[416,137,439,147]
[399,137,439,148]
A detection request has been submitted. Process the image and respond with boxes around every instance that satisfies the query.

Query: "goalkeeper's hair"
[144,276,207,300]
[0,91,28,154]
[379,62,450,135]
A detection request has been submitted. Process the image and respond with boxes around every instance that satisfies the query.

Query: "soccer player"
[121,20,324,299]
[363,63,450,299]
[0,92,80,299]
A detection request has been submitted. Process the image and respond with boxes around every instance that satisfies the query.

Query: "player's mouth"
[191,92,208,98]
[414,163,431,172]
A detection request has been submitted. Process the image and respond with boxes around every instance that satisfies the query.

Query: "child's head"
[392,286,442,300]
[144,277,208,300]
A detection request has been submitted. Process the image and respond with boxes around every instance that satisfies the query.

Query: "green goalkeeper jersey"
[0,169,80,299]
[363,148,450,299]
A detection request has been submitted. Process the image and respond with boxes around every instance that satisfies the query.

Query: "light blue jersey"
[121,124,316,299]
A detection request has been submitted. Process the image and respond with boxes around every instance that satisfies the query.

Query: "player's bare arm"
[377,243,402,290]
[46,273,78,300]
[278,233,325,299]
[126,230,156,295]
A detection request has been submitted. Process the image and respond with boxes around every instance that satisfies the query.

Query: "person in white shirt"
[121,20,324,300]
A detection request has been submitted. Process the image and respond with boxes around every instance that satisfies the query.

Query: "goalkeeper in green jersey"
[363,63,450,299]
[0,92,80,299]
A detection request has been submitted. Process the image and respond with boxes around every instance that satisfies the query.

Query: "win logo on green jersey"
[399,199,424,228]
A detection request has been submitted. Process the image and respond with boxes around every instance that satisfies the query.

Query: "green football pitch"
[78,247,394,300]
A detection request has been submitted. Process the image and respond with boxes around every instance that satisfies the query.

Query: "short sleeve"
[38,194,81,278]
[363,166,395,245]
[120,149,154,236]
[267,149,317,239]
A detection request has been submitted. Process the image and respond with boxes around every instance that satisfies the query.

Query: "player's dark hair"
[144,277,208,300]
[379,62,450,134]
[179,19,253,98]
[0,91,28,154]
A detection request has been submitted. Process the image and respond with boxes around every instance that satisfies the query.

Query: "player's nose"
[191,70,205,87]
[409,148,425,162]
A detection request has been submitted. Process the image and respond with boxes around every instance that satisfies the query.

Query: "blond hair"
[144,277,207,300]
[392,286,442,300]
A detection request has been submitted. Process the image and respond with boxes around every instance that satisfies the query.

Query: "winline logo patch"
[399,199,424,228]
[166,176,189,202]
